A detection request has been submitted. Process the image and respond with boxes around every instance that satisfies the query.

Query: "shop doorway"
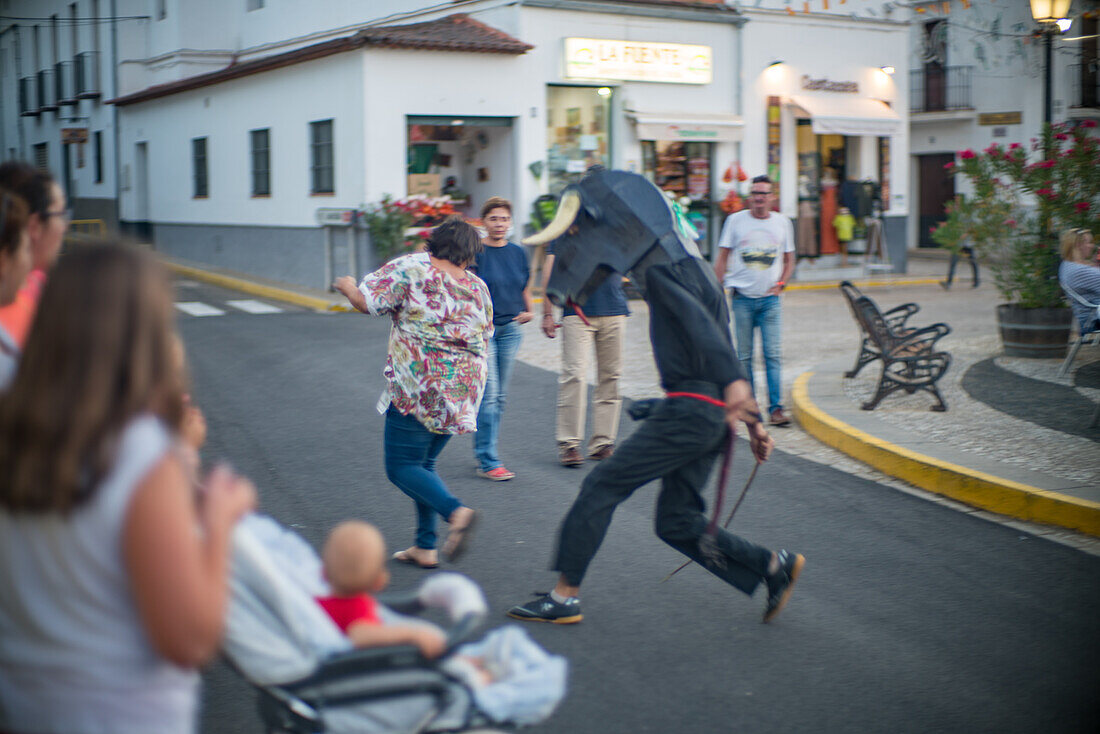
[795,121,851,258]
[406,116,515,219]
[641,140,715,256]
[917,153,954,247]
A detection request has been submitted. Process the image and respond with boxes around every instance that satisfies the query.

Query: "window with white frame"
[192,137,208,198]
[310,119,334,194]
[250,128,270,196]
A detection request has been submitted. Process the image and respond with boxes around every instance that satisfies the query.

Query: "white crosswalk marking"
[175,301,226,317]
[226,299,283,314]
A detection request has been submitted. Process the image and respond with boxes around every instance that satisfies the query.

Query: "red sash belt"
[665,391,725,408]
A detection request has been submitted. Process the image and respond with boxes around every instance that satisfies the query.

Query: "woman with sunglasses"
[0,161,69,348]
[0,189,33,388]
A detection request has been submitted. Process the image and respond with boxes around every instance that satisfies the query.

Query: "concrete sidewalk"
[163,251,1100,552]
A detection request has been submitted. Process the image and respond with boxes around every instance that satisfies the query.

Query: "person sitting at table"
[1058,228,1100,334]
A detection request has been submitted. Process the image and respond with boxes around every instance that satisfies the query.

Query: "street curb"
[162,260,352,312]
[786,277,943,291]
[790,371,1100,538]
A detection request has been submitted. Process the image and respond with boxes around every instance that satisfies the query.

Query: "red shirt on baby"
[316,594,381,632]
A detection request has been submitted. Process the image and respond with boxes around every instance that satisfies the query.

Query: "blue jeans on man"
[475,319,523,472]
[729,293,783,415]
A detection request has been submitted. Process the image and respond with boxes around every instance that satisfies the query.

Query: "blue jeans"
[384,407,462,550]
[474,319,523,471]
[729,293,783,414]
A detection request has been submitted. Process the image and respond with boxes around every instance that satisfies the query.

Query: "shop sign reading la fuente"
[801,75,859,93]
[563,38,713,85]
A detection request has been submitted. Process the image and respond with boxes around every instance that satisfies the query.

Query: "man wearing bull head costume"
[507,168,805,625]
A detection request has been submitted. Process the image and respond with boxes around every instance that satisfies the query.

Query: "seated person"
[1058,228,1100,332]
[315,520,498,686]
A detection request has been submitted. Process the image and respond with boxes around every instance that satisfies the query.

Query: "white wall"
[118,52,364,225]
[740,10,911,221]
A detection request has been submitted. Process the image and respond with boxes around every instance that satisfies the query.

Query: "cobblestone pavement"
[516,263,1100,555]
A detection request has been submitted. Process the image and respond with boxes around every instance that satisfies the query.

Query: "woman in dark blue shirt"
[470,197,533,480]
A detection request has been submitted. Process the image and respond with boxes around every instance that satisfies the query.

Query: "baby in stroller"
[223,514,566,734]
[317,520,513,690]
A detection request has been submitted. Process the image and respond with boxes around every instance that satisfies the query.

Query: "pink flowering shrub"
[932,123,1100,308]
[364,195,459,262]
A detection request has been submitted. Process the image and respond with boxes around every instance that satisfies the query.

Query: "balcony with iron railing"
[1068,60,1099,111]
[75,51,101,99]
[910,65,974,113]
[55,60,77,106]
[37,68,59,112]
[18,76,38,116]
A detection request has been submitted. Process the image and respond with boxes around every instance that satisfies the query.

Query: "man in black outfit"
[508,252,805,625]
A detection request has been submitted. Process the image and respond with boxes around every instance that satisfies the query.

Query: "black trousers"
[552,388,772,594]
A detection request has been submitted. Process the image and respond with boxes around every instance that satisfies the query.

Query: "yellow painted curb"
[786,277,944,291]
[791,372,1100,537]
[164,260,352,312]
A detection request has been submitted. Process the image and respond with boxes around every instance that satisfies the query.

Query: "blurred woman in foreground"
[0,243,255,734]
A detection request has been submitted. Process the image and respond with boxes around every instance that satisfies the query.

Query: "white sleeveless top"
[0,415,200,734]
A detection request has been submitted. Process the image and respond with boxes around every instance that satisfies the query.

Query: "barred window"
[309,119,334,194]
[250,128,270,196]
[192,137,208,198]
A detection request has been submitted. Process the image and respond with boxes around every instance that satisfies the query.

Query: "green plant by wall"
[363,195,456,263]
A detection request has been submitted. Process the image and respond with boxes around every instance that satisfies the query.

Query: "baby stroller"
[223,515,567,734]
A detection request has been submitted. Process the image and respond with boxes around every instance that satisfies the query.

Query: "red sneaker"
[477,466,515,481]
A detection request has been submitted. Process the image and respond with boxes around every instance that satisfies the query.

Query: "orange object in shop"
[819,182,839,255]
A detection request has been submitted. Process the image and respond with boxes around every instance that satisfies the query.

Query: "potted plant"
[932,122,1100,358]
[362,195,457,264]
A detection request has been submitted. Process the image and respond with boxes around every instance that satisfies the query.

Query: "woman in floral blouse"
[335,217,490,568]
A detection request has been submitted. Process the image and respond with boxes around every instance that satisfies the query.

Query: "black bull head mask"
[523,168,704,308]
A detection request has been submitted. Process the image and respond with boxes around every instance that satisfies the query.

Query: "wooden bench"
[839,281,952,411]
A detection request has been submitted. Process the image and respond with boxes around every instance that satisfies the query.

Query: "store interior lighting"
[1055,18,1073,32]
[597,87,612,97]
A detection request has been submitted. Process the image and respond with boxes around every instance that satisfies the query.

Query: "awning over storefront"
[627,111,744,142]
[789,95,900,136]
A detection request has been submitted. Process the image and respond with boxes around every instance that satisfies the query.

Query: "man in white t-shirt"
[713,175,796,427]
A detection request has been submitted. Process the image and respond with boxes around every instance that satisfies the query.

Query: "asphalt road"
[177,282,1099,734]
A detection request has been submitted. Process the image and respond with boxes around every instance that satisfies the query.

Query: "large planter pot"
[996,304,1073,359]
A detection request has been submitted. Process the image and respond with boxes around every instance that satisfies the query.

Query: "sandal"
[442,508,477,563]
[391,549,439,569]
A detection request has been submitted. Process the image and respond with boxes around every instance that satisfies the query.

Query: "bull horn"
[522,190,581,245]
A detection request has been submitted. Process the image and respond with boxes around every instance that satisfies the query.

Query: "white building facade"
[738,8,910,270]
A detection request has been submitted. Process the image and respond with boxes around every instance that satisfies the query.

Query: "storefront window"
[642,140,714,254]
[546,85,611,195]
[406,116,514,217]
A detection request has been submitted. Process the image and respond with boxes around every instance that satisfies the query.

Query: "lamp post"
[1030,0,1072,124]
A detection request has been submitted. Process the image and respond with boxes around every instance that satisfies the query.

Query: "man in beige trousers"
[540,251,630,467]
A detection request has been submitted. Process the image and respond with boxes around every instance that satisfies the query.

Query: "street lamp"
[1030,0,1072,124]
